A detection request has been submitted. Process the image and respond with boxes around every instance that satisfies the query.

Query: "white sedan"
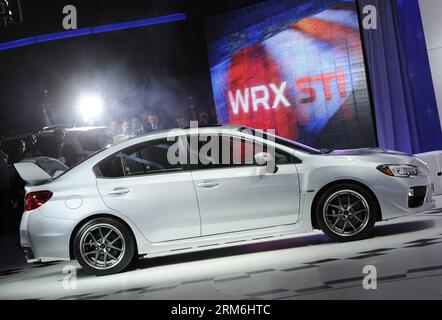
[15,126,435,275]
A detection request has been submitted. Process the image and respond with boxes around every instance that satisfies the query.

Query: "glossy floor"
[1,209,442,300]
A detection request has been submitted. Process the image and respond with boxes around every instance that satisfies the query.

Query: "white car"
[15,126,435,275]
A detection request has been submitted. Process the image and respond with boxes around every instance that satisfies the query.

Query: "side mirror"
[254,152,273,166]
[254,152,278,174]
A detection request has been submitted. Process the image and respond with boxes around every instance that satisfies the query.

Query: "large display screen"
[204,0,377,149]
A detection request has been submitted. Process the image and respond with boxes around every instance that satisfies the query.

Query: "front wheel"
[73,217,135,276]
[316,183,378,242]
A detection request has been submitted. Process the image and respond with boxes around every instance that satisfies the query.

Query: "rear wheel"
[316,183,378,242]
[73,217,135,276]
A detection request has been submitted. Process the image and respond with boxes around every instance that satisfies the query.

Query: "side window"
[97,154,124,178]
[189,134,297,170]
[189,135,225,170]
[97,139,183,178]
[274,149,296,165]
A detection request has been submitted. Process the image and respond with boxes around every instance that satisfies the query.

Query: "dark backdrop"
[0,0,263,136]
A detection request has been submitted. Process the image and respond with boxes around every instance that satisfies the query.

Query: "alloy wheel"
[322,190,370,237]
[79,223,126,270]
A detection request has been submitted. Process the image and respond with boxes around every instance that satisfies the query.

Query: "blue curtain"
[358,0,442,154]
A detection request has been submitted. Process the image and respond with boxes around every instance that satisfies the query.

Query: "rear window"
[96,139,183,178]
[76,132,112,152]
[34,157,69,178]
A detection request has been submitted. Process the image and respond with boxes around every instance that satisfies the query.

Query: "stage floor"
[1,209,442,300]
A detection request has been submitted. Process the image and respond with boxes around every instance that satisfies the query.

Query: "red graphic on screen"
[292,17,364,121]
[226,44,299,140]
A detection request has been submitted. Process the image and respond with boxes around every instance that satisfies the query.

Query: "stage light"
[77,94,104,123]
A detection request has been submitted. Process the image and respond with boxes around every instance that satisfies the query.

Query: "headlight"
[377,164,418,177]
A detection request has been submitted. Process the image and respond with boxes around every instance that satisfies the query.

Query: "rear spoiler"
[14,157,69,184]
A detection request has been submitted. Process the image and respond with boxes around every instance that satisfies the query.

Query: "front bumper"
[372,173,436,220]
[20,209,76,263]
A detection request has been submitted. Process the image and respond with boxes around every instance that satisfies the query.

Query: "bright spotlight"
[77,94,104,123]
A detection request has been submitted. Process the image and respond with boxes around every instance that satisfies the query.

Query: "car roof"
[109,125,247,145]
[89,125,246,155]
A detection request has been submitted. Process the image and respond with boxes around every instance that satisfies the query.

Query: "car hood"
[329,148,427,167]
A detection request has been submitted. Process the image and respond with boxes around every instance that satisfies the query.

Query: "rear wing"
[14,157,69,184]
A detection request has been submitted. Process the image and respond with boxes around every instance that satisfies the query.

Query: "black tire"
[73,217,135,276]
[316,183,378,242]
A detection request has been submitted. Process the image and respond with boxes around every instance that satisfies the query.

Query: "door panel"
[189,133,301,235]
[97,172,200,242]
[192,164,300,235]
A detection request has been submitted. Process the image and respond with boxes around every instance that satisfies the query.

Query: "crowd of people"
[105,110,215,142]
[0,131,65,234]
[0,139,23,234]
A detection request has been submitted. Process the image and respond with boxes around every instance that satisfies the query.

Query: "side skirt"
[144,218,313,258]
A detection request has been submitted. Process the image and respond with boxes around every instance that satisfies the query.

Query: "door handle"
[107,188,130,196]
[198,181,220,189]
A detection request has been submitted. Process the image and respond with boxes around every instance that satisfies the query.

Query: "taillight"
[25,191,53,211]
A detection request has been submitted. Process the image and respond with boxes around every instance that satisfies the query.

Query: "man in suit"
[47,128,76,168]
[144,111,167,133]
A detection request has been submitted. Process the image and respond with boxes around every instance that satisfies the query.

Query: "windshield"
[239,127,322,155]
